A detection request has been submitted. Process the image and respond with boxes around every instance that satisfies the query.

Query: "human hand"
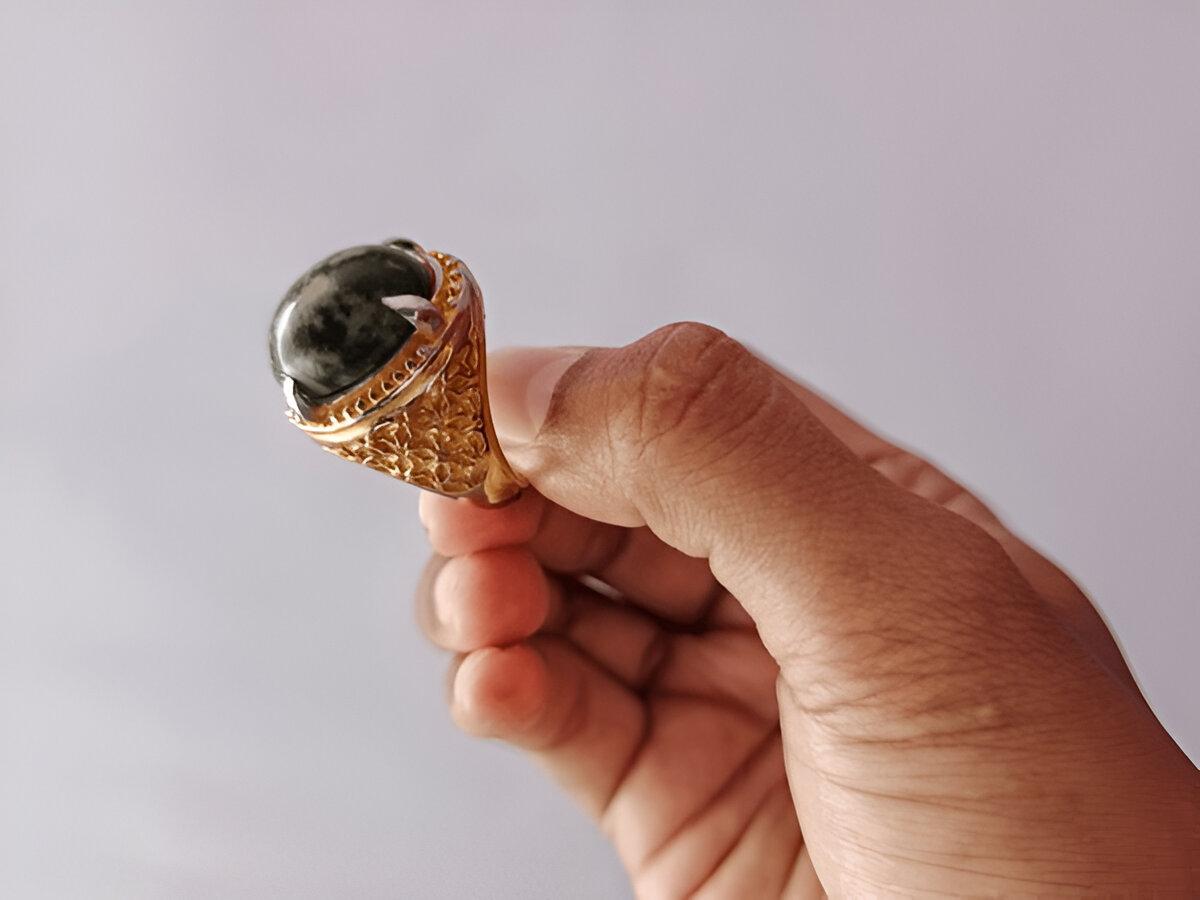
[416,324,1198,897]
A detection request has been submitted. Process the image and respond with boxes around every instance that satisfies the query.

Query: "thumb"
[486,322,938,655]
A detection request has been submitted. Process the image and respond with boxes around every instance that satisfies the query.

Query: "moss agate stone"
[269,244,435,402]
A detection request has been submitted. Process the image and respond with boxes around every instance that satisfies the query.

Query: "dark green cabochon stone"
[269,244,434,401]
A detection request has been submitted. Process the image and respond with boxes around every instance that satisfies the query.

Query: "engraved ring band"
[268,239,525,506]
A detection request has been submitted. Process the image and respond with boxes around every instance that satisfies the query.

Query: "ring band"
[269,239,524,505]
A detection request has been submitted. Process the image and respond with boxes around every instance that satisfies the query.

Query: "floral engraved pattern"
[327,322,490,495]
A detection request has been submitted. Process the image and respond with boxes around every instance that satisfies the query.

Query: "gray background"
[2,2,1197,897]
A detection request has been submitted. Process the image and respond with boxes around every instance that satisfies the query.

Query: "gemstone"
[269,243,435,401]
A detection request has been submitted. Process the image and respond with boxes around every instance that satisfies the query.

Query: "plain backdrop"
[2,2,1197,898]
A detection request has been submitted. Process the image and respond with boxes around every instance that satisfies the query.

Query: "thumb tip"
[487,346,586,448]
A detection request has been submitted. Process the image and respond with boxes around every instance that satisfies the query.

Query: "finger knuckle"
[628,322,758,445]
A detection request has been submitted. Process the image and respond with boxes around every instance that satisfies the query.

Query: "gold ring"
[267,238,524,505]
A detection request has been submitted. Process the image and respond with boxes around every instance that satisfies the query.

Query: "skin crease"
[415,323,1200,898]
